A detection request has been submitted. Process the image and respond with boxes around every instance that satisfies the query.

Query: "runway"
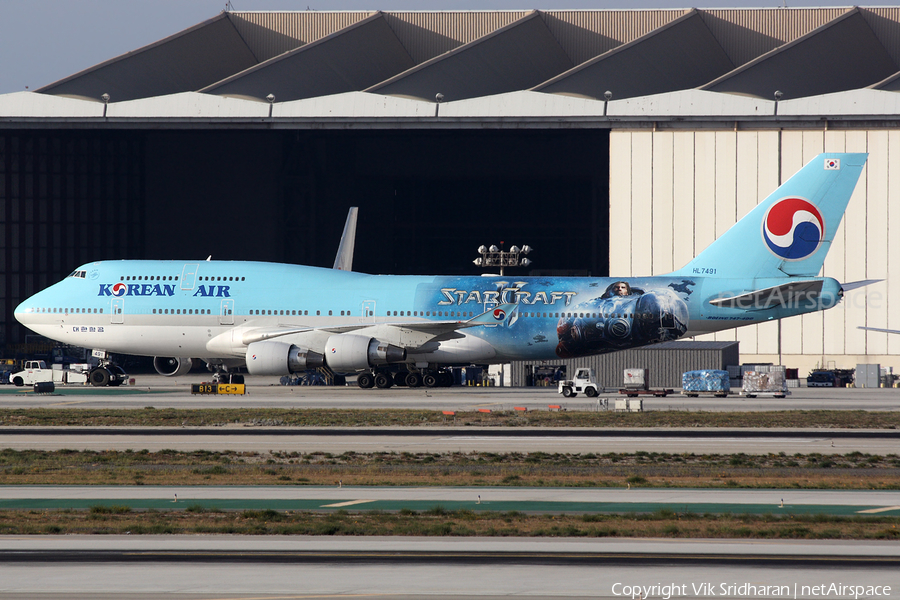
[0,377,898,411]
[1,425,897,454]
[0,536,897,599]
[2,486,899,516]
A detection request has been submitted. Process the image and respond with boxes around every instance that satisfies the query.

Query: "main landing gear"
[356,369,453,389]
[88,363,127,387]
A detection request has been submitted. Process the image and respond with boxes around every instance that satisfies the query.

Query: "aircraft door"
[361,300,375,323]
[111,299,124,324]
[219,299,234,325]
[181,264,199,290]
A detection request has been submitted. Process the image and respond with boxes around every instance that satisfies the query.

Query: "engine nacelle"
[325,334,406,371]
[153,356,194,377]
[245,341,324,376]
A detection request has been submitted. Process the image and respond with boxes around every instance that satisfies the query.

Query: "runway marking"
[856,505,900,514]
[320,499,376,508]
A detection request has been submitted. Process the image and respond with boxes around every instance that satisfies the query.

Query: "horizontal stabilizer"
[841,279,882,292]
[859,326,900,335]
[708,280,824,310]
[464,303,518,327]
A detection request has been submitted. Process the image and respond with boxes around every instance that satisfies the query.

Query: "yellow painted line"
[856,505,900,514]
[320,499,377,508]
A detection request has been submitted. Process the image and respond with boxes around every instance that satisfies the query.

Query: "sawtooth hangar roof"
[5,6,900,123]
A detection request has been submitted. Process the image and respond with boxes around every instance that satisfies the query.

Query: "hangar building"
[2,7,900,374]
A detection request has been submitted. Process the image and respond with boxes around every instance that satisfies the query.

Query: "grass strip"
[0,407,899,428]
[5,507,899,539]
[1,449,898,489]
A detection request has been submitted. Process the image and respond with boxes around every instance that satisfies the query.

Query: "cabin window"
[328,310,333,316]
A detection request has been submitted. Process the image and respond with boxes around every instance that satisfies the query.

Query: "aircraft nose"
[14,298,35,324]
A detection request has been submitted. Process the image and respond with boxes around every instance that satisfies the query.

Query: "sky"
[0,0,864,95]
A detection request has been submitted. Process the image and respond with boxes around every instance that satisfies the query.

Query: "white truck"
[558,367,600,398]
[10,361,89,386]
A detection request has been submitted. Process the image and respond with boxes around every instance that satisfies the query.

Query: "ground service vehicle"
[559,368,599,398]
[10,361,89,386]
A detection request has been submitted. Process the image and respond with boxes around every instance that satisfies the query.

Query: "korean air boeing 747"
[15,153,870,389]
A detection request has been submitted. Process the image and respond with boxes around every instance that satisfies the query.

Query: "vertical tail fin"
[671,153,867,279]
[332,207,358,271]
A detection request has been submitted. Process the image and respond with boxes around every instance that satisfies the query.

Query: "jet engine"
[245,341,324,376]
[153,356,194,377]
[325,334,406,371]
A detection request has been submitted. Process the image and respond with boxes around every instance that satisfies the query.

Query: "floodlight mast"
[473,243,532,276]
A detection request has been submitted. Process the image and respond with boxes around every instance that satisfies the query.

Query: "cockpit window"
[67,270,87,279]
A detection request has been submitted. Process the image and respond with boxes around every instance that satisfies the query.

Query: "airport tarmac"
[1,425,898,454]
[1,486,899,516]
[0,376,898,411]
[0,535,897,599]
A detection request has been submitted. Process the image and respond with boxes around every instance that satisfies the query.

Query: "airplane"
[15,152,869,389]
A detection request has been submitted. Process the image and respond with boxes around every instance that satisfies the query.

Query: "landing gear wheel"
[423,373,438,388]
[562,386,575,398]
[374,373,393,389]
[405,372,423,388]
[393,373,408,387]
[89,368,111,387]
[438,372,453,387]
[357,372,375,389]
[585,387,598,398]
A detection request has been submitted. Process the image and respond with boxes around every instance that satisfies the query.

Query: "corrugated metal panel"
[861,8,900,66]
[510,341,739,388]
[205,14,415,102]
[843,129,870,356]
[543,10,685,65]
[702,9,897,100]
[39,14,258,103]
[700,8,850,67]
[229,11,374,61]
[536,11,735,101]
[609,132,633,275]
[369,13,573,103]
[887,130,900,358]
[382,11,528,64]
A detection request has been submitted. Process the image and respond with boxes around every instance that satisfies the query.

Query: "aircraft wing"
[708,280,824,310]
[239,303,518,349]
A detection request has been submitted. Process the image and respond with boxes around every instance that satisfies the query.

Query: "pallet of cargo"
[618,388,673,398]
